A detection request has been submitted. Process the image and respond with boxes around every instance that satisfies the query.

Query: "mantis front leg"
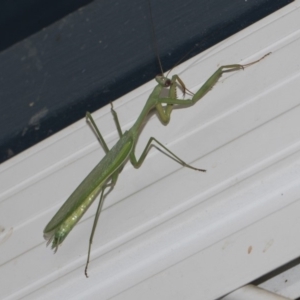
[156,53,270,122]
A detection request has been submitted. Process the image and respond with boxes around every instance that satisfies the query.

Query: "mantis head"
[155,75,171,88]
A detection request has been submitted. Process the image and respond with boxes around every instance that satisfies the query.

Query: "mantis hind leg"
[85,171,120,277]
[130,137,206,172]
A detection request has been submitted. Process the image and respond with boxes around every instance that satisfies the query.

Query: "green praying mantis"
[43,49,269,276]
[43,0,270,277]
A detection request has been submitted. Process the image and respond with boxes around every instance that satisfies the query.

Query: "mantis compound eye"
[164,79,171,87]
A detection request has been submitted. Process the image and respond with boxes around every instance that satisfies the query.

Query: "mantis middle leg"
[130,137,206,172]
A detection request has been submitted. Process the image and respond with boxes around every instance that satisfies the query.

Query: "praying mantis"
[43,50,269,276]
[43,0,270,279]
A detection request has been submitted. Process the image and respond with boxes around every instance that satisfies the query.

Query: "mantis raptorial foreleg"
[155,54,270,123]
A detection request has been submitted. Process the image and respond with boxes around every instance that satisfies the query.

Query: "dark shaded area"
[0,0,93,52]
[252,256,300,295]
[0,0,294,164]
